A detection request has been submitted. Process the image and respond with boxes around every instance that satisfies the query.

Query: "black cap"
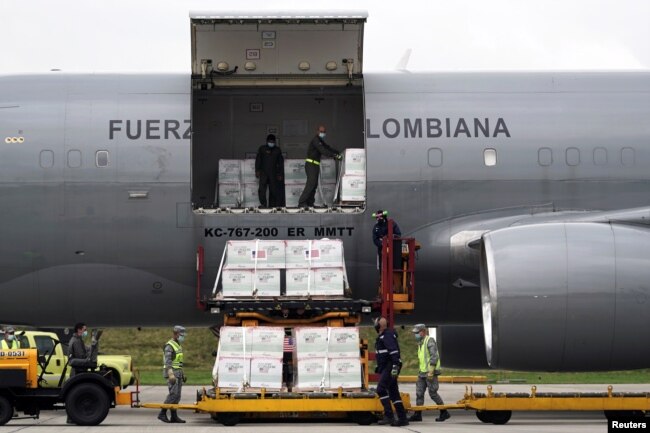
[266,134,276,142]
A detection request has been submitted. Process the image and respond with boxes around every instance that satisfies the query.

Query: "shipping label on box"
[218,327,253,357]
[285,241,310,269]
[328,358,361,389]
[252,327,285,358]
[312,268,344,296]
[219,159,242,183]
[319,158,337,182]
[218,183,241,207]
[315,183,337,207]
[221,269,254,297]
[216,357,251,388]
[308,239,343,268]
[285,268,314,296]
[340,175,366,202]
[242,159,257,183]
[294,327,329,359]
[253,269,281,297]
[249,358,283,389]
[242,182,260,208]
[295,359,328,389]
[285,183,305,207]
[284,159,307,184]
[343,149,366,176]
[327,327,360,358]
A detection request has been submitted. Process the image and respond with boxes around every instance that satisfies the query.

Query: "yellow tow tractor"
[0,331,137,426]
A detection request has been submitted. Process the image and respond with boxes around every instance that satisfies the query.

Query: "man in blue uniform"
[374,316,408,426]
[372,210,401,270]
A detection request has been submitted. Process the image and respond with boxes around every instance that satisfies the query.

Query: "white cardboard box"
[242,159,257,183]
[219,159,242,183]
[284,159,307,184]
[218,327,253,358]
[216,357,251,388]
[295,358,328,389]
[221,269,254,297]
[340,175,366,202]
[315,183,337,207]
[253,269,281,297]
[242,182,260,208]
[342,149,366,176]
[285,268,314,296]
[327,327,360,358]
[309,239,343,268]
[294,327,329,359]
[312,268,344,296]
[225,240,286,269]
[251,327,285,358]
[249,357,283,389]
[284,183,305,207]
[285,241,310,269]
[218,183,241,207]
[328,358,362,389]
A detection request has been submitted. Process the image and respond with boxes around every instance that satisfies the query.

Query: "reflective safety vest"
[418,335,440,373]
[1,339,20,350]
[164,339,184,369]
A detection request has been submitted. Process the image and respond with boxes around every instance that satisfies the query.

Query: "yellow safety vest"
[164,339,184,369]
[418,335,440,373]
[1,339,20,350]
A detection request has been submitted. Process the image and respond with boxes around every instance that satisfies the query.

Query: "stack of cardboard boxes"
[214,326,285,389]
[222,240,286,297]
[283,158,337,207]
[340,149,366,202]
[217,159,260,208]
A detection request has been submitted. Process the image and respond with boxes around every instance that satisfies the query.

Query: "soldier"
[255,134,284,207]
[298,125,341,208]
[373,317,408,426]
[158,325,187,424]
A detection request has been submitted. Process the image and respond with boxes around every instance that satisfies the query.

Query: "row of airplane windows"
[37,148,636,170]
[428,147,637,168]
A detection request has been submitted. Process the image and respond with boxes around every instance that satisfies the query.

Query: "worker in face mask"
[255,134,284,208]
[1,326,20,349]
[159,325,187,424]
[298,125,342,209]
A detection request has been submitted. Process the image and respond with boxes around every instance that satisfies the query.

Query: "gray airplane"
[1,11,650,372]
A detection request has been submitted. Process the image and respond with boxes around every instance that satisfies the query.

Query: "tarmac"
[4,383,649,432]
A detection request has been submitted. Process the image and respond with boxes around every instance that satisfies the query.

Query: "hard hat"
[411,323,427,333]
[173,325,186,335]
[372,209,388,219]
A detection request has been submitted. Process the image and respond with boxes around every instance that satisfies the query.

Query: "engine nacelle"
[481,222,650,371]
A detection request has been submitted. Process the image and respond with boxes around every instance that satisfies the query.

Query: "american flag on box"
[283,336,294,353]
[251,250,267,260]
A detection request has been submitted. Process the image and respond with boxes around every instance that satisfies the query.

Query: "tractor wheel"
[65,383,110,426]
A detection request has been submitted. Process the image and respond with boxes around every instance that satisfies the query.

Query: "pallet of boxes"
[212,238,362,392]
[340,148,366,205]
[217,158,260,209]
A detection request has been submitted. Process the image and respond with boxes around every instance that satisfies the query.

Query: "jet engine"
[481,222,650,371]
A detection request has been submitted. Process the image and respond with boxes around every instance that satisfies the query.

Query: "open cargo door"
[189,11,368,213]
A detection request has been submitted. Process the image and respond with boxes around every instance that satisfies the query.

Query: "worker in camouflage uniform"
[158,325,187,423]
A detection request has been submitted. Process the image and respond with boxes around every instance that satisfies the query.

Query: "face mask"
[415,334,422,342]
[82,331,88,338]
[178,335,185,343]
[267,142,275,148]
[319,132,326,139]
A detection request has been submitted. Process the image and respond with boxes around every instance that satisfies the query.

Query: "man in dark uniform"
[374,316,409,426]
[298,125,341,208]
[255,134,284,207]
[372,210,402,272]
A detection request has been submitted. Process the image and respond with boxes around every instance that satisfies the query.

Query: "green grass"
[98,327,650,386]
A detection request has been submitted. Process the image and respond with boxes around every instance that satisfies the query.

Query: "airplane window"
[96,150,110,167]
[483,148,497,166]
[428,148,443,167]
[538,148,553,166]
[621,147,635,166]
[39,150,54,168]
[67,150,82,168]
[593,147,607,166]
[566,147,580,166]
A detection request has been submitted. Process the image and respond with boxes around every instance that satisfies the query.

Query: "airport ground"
[5,383,648,432]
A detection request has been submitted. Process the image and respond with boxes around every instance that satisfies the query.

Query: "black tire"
[476,410,512,425]
[0,395,13,426]
[348,411,376,425]
[65,382,110,426]
[218,412,240,426]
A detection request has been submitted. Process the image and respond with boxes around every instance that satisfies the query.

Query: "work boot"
[391,418,409,427]
[377,415,394,425]
[435,410,451,422]
[157,409,171,423]
[408,411,423,422]
[170,410,186,423]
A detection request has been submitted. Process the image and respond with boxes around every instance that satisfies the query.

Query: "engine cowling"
[481,222,650,371]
